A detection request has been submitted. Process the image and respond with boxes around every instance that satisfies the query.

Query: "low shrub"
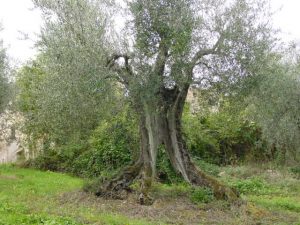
[28,141,88,172]
[182,103,267,165]
[290,166,300,179]
[190,187,214,204]
[229,177,270,195]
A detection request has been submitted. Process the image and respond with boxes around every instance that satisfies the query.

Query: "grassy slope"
[0,164,299,225]
[0,165,152,225]
[220,165,300,213]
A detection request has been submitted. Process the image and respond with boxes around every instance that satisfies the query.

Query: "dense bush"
[28,101,268,180]
[183,103,266,165]
[290,166,300,179]
[27,102,187,182]
[27,141,88,172]
[28,107,136,177]
[27,105,180,183]
[71,113,138,178]
[90,114,137,163]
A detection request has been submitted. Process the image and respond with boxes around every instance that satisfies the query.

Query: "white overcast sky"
[0,0,300,64]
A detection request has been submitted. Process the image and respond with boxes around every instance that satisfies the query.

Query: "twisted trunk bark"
[96,108,160,204]
[97,85,239,203]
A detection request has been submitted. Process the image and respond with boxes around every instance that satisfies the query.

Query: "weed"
[229,177,272,195]
[190,187,214,204]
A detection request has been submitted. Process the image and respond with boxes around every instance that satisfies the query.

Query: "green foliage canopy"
[246,47,300,162]
[17,0,122,145]
[0,29,9,113]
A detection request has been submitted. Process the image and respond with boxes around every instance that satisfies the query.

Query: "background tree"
[17,0,120,150]
[0,25,11,140]
[31,0,275,203]
[246,45,300,164]
[0,27,9,113]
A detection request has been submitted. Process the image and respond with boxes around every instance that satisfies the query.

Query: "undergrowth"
[1,163,299,225]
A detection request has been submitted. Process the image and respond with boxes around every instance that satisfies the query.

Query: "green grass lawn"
[0,164,299,225]
[0,164,153,225]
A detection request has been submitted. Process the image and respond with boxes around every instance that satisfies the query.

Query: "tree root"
[95,162,142,199]
[138,193,154,205]
[92,162,240,205]
[189,167,240,202]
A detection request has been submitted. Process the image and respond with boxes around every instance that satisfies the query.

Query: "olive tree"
[18,0,118,146]
[247,46,300,163]
[0,33,9,113]
[33,0,275,203]
[0,25,11,141]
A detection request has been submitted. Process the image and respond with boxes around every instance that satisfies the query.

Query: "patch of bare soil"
[0,174,19,180]
[59,191,299,225]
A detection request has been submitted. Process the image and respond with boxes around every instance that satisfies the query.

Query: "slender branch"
[191,34,224,67]
[106,54,131,70]
[195,61,212,70]
[105,53,134,87]
[123,55,134,76]
[185,34,225,83]
[192,77,214,87]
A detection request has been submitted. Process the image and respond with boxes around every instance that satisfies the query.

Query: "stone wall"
[0,110,27,164]
[186,87,200,114]
[0,141,20,163]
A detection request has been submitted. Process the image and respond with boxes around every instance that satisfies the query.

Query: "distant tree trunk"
[97,85,239,204]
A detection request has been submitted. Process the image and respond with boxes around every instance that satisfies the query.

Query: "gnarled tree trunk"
[97,85,239,204]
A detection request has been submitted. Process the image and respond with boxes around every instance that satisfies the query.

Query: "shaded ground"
[0,164,299,225]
